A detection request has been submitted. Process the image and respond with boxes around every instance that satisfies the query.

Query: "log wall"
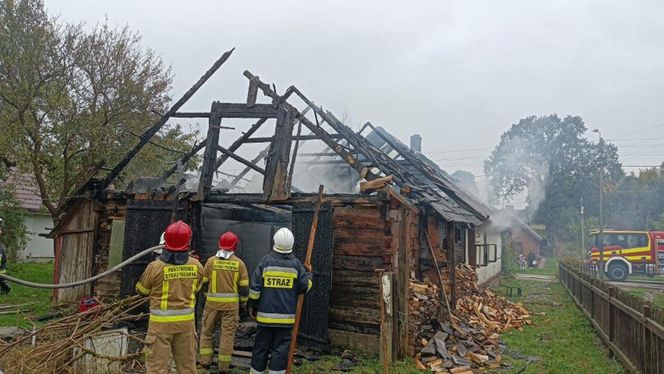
[328,204,390,353]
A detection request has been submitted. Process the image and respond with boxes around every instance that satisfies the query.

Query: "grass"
[293,357,422,374]
[496,279,624,374]
[626,274,664,283]
[623,287,664,309]
[515,256,560,276]
[0,262,57,329]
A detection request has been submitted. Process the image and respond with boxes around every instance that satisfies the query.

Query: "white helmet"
[273,227,294,254]
[154,232,165,254]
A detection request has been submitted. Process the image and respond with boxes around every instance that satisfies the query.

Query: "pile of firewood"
[454,265,531,334]
[410,264,531,372]
[409,280,442,349]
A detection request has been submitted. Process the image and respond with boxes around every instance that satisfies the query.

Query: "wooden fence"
[559,263,664,374]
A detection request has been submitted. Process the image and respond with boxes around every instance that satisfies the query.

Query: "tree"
[0,165,28,261]
[451,170,480,198]
[0,0,198,220]
[484,114,623,245]
[606,165,664,230]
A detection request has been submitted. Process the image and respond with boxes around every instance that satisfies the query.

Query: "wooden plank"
[197,107,222,199]
[217,146,266,174]
[263,104,295,200]
[333,216,387,230]
[229,148,269,188]
[334,238,391,256]
[105,49,234,187]
[210,103,278,118]
[328,329,380,354]
[332,255,389,272]
[213,118,268,170]
[246,74,260,107]
[334,228,389,243]
[379,271,394,373]
[360,175,393,193]
[330,306,381,325]
[160,139,207,181]
[243,134,345,143]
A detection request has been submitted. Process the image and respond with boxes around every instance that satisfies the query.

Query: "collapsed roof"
[66,49,491,226]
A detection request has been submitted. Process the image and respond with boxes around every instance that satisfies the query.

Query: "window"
[626,234,648,249]
[487,244,498,263]
[455,226,463,244]
[439,221,447,249]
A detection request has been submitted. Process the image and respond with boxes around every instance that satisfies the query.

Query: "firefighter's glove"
[239,302,247,316]
[247,299,258,320]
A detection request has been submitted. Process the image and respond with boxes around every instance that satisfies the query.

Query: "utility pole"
[593,129,605,280]
[580,197,585,262]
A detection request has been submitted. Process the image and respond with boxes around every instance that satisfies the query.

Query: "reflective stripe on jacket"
[202,254,249,310]
[249,252,312,327]
[135,256,203,328]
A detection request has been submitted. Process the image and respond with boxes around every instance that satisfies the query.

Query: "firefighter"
[135,220,203,374]
[248,227,312,374]
[199,231,250,372]
[0,218,10,295]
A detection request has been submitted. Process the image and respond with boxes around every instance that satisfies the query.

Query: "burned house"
[48,50,503,359]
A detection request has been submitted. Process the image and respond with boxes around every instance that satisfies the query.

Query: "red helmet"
[219,231,239,251]
[163,220,192,252]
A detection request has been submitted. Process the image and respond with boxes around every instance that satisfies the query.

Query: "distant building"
[0,169,53,262]
[499,207,544,259]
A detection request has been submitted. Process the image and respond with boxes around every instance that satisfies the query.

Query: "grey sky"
[46,0,664,194]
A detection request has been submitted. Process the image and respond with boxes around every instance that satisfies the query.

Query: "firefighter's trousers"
[144,328,197,374]
[199,308,239,369]
[250,325,293,374]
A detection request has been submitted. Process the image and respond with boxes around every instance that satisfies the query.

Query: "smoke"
[491,135,550,221]
[290,143,360,194]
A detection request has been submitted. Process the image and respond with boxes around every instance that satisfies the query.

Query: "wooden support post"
[246,74,260,107]
[377,269,394,374]
[608,286,615,342]
[286,121,302,193]
[447,221,457,308]
[286,185,324,374]
[468,227,476,267]
[197,105,223,199]
[642,302,652,373]
[105,48,234,187]
[263,104,296,200]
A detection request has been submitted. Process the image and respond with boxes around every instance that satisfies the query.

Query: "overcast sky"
[45,0,664,203]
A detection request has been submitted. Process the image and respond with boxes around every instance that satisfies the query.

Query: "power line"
[613,122,664,139]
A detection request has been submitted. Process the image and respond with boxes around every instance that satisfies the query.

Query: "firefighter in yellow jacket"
[135,220,203,374]
[199,231,249,372]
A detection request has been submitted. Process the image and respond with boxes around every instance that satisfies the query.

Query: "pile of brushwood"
[411,265,531,373]
[0,296,148,374]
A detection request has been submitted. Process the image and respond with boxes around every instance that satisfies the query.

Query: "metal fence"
[559,262,664,374]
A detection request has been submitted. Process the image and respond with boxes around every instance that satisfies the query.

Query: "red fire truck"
[589,230,664,281]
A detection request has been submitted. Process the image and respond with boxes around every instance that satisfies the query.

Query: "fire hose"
[0,245,163,289]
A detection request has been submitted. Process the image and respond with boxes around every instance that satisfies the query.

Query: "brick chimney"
[410,134,422,153]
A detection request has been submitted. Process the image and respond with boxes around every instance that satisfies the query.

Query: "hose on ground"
[0,245,163,289]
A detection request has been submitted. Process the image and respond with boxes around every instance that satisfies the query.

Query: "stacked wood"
[410,265,531,372]
[454,264,531,333]
[408,280,442,352]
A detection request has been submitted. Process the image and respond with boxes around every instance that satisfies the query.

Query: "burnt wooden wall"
[53,199,98,303]
[328,199,419,359]
[328,203,388,352]
[93,199,128,299]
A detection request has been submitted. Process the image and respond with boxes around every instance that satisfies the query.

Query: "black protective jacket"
[248,251,312,327]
